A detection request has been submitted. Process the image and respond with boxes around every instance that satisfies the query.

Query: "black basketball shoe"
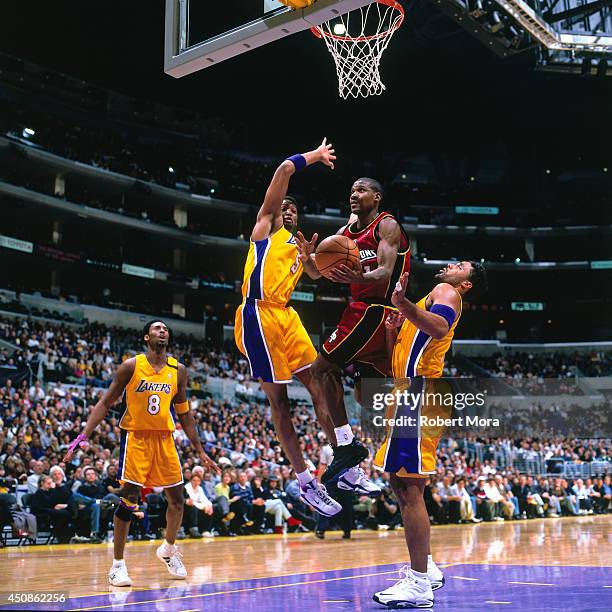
[321,438,369,486]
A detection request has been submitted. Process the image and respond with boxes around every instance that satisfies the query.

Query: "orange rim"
[310,0,404,42]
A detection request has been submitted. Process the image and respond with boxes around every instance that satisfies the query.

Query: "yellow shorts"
[235,298,317,384]
[373,378,453,478]
[118,429,183,488]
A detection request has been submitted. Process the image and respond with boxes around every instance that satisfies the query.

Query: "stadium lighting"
[22,127,35,138]
[604,167,609,172]
[168,166,175,173]
[515,257,521,263]
[545,169,551,174]
[470,176,475,182]
[495,0,612,54]
[210,188,216,194]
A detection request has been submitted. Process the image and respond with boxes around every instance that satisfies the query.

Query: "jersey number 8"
[147,394,161,415]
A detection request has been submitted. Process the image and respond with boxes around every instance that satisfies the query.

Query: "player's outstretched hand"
[391,272,409,308]
[385,311,405,330]
[328,263,364,284]
[199,450,221,474]
[295,231,318,262]
[317,137,336,169]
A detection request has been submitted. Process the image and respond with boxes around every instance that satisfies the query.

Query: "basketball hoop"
[311,0,404,99]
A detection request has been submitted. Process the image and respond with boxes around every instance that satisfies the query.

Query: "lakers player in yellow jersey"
[234,138,343,517]
[372,262,487,609]
[64,320,218,587]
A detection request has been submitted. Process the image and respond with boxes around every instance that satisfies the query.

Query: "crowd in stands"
[424,471,612,524]
[2,315,611,389]
[0,314,610,546]
[445,350,612,395]
[0,378,610,545]
[0,316,251,388]
[471,351,612,380]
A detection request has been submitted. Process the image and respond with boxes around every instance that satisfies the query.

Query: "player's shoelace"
[314,483,335,505]
[351,467,367,482]
[391,565,415,589]
[165,549,184,568]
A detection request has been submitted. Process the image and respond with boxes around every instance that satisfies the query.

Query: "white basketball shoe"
[373,565,434,609]
[156,542,187,579]
[300,480,342,516]
[108,561,132,587]
[427,556,445,591]
[337,467,382,496]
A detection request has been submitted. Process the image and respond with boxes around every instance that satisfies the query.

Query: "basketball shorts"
[235,298,317,384]
[373,377,454,477]
[321,301,395,376]
[118,429,183,488]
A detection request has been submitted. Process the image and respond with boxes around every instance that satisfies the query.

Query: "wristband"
[286,154,306,172]
[175,400,189,415]
[67,432,89,454]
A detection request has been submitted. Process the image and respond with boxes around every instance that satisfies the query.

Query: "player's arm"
[251,138,336,242]
[384,310,405,357]
[328,217,401,284]
[175,364,220,473]
[295,231,321,279]
[302,257,321,279]
[391,275,460,340]
[63,359,135,461]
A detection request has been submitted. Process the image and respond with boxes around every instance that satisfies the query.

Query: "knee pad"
[114,497,138,522]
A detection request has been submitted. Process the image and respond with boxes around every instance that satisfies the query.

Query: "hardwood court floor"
[0,515,610,611]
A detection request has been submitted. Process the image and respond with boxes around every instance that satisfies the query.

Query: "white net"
[311,0,404,99]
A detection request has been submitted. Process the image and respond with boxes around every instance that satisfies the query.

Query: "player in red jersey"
[296,177,410,487]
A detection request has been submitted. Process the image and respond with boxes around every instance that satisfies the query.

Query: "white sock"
[297,469,314,487]
[113,559,126,567]
[427,554,433,564]
[334,424,354,446]
[412,569,428,581]
[162,539,176,552]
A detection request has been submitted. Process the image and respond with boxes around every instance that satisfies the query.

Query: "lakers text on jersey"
[117,354,183,488]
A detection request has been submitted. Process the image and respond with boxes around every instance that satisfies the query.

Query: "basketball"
[315,235,360,278]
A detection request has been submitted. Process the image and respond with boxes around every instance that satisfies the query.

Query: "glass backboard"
[164,0,375,78]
